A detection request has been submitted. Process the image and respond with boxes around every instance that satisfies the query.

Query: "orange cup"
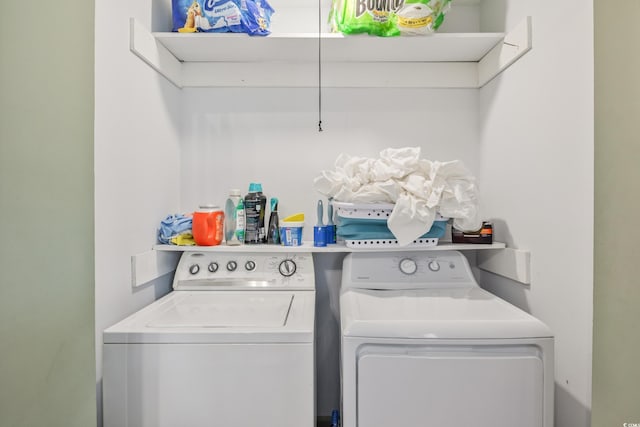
[192,205,224,246]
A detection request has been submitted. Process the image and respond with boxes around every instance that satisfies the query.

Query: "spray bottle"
[267,197,280,244]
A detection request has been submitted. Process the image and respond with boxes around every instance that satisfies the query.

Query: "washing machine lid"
[341,288,552,340]
[104,290,315,344]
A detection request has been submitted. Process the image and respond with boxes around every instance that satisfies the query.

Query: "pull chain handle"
[318,0,323,132]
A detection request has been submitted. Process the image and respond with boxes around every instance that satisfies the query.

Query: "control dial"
[208,262,219,273]
[399,258,417,275]
[226,260,238,272]
[278,259,297,277]
[428,260,441,272]
[189,264,200,275]
[245,260,256,271]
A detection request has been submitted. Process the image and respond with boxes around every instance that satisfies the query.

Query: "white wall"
[180,88,480,223]
[478,2,594,426]
[94,0,182,423]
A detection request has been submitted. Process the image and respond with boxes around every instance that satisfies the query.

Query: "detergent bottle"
[244,183,267,244]
[192,204,224,246]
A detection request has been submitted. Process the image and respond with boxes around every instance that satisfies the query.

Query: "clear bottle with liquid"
[224,189,245,246]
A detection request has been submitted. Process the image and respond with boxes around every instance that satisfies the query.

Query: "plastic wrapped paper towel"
[313,147,481,246]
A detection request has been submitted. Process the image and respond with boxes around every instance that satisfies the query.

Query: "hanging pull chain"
[318,0,323,132]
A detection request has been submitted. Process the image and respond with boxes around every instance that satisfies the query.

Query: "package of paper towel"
[313,147,481,246]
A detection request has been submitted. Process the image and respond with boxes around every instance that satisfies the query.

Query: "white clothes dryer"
[340,251,554,427]
[103,251,315,427]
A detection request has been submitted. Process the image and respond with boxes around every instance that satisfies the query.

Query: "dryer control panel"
[342,250,478,290]
[173,251,315,291]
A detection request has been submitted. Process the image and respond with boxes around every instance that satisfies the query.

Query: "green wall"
[0,0,96,426]
[593,0,640,425]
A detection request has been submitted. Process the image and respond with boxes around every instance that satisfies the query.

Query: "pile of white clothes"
[313,147,481,246]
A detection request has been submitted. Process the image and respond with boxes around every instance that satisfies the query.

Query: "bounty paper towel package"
[172,0,274,36]
[330,0,450,37]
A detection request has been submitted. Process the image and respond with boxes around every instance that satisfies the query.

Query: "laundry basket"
[332,202,448,248]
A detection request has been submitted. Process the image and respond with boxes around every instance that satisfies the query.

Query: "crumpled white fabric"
[314,147,481,245]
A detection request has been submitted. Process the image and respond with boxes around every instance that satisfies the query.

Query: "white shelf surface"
[130,16,532,88]
[137,242,530,287]
[153,32,504,63]
[153,241,506,253]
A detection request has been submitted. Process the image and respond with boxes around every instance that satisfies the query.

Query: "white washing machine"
[340,251,554,427]
[103,251,315,427]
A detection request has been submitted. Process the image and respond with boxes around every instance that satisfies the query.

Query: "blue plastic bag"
[157,214,194,245]
[172,0,274,36]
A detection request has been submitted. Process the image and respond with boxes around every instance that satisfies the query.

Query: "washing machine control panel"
[343,250,477,290]
[173,251,315,290]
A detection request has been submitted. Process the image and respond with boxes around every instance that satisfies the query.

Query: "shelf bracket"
[477,16,532,87]
[477,247,531,285]
[131,249,181,288]
[129,18,183,88]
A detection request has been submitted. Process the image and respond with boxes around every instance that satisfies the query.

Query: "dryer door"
[357,345,544,427]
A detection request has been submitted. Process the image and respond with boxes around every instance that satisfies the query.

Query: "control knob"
[278,259,297,277]
[208,262,219,273]
[428,260,441,272]
[189,264,200,275]
[226,260,238,272]
[399,258,417,275]
[245,260,256,271]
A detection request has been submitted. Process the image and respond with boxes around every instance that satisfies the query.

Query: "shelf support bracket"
[129,18,183,88]
[477,16,532,87]
[477,247,531,285]
[131,249,181,288]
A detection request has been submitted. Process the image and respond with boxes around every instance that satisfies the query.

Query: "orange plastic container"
[192,205,224,246]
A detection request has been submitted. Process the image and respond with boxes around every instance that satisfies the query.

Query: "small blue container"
[280,222,304,246]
